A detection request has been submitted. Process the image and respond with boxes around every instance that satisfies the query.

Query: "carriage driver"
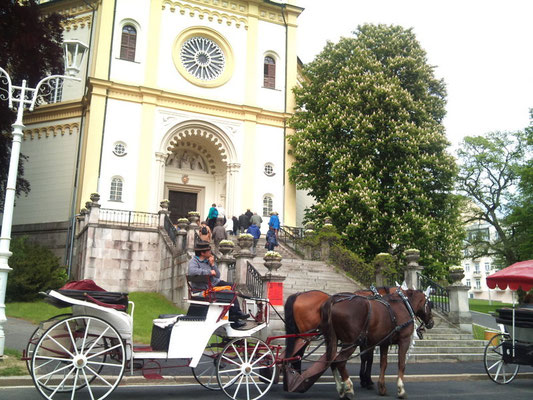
[188,241,250,328]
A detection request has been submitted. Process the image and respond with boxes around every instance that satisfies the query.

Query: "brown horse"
[320,288,434,399]
[284,286,399,389]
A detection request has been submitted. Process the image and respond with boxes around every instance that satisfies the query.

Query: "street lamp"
[0,40,88,357]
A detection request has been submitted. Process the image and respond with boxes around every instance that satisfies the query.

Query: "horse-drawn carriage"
[484,260,533,384]
[24,278,434,400]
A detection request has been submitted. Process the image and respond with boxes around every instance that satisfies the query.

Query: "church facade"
[13,0,306,260]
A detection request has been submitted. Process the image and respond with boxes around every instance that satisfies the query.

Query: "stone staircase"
[235,235,488,362]
[377,312,488,362]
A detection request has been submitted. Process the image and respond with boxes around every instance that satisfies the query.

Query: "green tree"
[456,131,527,267]
[6,236,67,302]
[0,0,64,210]
[288,24,462,277]
[506,114,533,261]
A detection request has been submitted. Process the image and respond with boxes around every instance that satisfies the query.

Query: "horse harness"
[330,289,416,360]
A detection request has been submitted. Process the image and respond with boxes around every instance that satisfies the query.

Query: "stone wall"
[11,221,70,261]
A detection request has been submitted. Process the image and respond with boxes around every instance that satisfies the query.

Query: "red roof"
[486,260,533,291]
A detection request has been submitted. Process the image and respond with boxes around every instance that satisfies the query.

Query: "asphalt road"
[2,378,533,400]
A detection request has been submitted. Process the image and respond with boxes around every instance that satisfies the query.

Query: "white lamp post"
[0,39,88,357]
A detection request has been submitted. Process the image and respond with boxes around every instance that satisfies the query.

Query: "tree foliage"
[288,24,463,277]
[456,131,527,267]
[506,115,533,261]
[0,0,64,210]
[6,236,67,302]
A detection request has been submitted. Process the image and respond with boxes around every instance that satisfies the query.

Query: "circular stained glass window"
[180,37,225,81]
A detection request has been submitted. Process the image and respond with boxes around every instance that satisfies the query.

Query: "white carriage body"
[45,290,269,368]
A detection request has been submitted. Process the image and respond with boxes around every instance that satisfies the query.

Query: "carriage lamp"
[0,39,88,357]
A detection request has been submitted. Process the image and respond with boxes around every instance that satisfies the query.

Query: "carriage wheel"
[31,315,126,400]
[483,333,520,384]
[26,314,72,376]
[216,337,276,400]
[192,335,224,390]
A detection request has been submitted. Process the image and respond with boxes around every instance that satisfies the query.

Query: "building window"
[110,177,123,201]
[264,163,275,176]
[262,195,273,217]
[120,25,137,61]
[113,142,127,157]
[466,279,471,287]
[474,262,480,273]
[485,262,490,272]
[263,56,275,89]
[475,279,481,289]
[464,263,470,273]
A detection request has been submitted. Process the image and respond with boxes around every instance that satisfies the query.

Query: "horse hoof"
[340,394,354,400]
[398,394,407,399]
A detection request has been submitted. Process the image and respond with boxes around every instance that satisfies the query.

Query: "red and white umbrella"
[486,260,533,291]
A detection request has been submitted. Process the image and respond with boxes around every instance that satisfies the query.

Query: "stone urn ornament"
[219,240,235,256]
[405,249,420,267]
[263,251,282,273]
[187,211,200,224]
[237,233,253,254]
[160,199,170,210]
[449,267,465,285]
[176,218,189,231]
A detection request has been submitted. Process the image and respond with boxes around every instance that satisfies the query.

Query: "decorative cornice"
[22,100,84,125]
[63,15,93,31]
[40,0,100,19]
[88,78,290,128]
[162,0,248,29]
[23,122,80,140]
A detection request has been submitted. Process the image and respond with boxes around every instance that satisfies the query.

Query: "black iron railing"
[418,272,450,314]
[278,225,305,254]
[164,215,178,245]
[246,261,263,298]
[99,208,159,228]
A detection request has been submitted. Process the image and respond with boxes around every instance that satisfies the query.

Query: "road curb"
[3,372,533,388]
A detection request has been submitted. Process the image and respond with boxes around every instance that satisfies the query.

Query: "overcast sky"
[294,0,533,149]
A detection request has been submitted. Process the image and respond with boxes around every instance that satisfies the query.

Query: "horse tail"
[320,297,337,365]
[284,293,300,358]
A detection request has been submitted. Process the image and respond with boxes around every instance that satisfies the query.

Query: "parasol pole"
[512,290,515,358]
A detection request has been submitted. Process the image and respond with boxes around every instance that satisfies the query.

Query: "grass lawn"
[469,299,512,314]
[0,348,26,377]
[6,292,186,345]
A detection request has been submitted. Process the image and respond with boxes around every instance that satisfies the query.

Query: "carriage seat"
[186,275,236,304]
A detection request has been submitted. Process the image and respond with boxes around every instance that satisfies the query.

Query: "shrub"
[6,236,67,302]
[329,244,374,287]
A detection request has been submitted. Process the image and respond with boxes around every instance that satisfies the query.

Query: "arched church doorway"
[159,123,239,223]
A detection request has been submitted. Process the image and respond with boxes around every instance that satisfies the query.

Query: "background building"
[461,221,513,303]
[12,0,305,262]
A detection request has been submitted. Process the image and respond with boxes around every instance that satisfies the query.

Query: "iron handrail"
[98,208,159,228]
[246,261,263,298]
[417,272,450,314]
[164,215,178,245]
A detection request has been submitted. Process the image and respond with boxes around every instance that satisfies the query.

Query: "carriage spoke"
[85,327,110,355]
[86,360,124,368]
[82,368,96,400]
[81,318,91,353]
[221,354,241,366]
[49,366,75,398]
[86,342,123,360]
[35,355,73,364]
[231,343,244,364]
[70,369,80,400]
[65,321,78,356]
[86,364,114,387]
[46,334,76,358]
[37,362,73,381]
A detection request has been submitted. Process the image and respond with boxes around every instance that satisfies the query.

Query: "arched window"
[120,25,137,61]
[263,195,273,217]
[110,177,123,201]
[263,56,275,89]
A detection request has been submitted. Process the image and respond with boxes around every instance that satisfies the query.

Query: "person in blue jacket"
[207,203,218,231]
[265,227,278,251]
[246,224,261,255]
[268,211,280,236]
